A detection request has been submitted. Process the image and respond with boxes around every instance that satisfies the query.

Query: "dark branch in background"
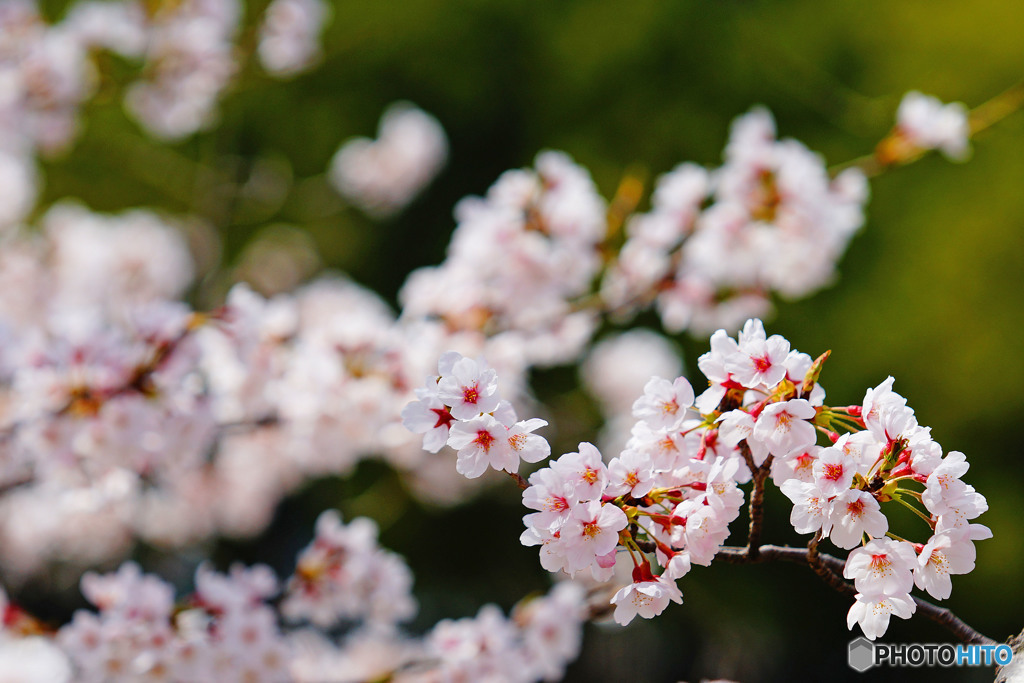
[715,543,996,646]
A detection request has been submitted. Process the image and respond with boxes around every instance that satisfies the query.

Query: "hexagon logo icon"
[848,637,875,672]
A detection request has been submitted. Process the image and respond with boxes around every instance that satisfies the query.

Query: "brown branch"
[714,543,996,646]
[743,447,773,560]
[219,414,281,434]
[506,471,528,490]
[807,531,856,597]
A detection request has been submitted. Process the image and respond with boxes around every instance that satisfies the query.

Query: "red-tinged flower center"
[846,498,865,516]
[625,472,640,487]
[822,463,844,481]
[431,407,454,429]
[870,554,892,571]
[752,354,772,373]
[508,433,526,451]
[463,384,480,405]
[794,454,814,473]
[474,429,495,452]
[547,497,569,512]
[582,521,600,539]
[582,467,599,484]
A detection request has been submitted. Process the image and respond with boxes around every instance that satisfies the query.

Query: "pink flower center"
[474,429,495,452]
[547,497,569,513]
[431,407,454,429]
[822,463,844,481]
[462,384,480,405]
[870,554,892,572]
[794,453,814,474]
[753,354,772,373]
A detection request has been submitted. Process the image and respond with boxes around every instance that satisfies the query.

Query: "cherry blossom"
[843,538,917,596]
[914,528,978,600]
[447,414,514,478]
[846,592,917,641]
[436,355,501,420]
[823,489,888,550]
[895,91,970,161]
[611,566,684,626]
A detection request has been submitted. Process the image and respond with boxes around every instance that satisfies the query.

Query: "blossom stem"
[506,471,529,490]
[969,78,1024,136]
[890,493,935,528]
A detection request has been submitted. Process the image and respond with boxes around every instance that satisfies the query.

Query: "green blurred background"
[33,0,1024,680]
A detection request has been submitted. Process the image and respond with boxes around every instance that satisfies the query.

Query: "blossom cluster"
[888,91,971,162]
[0,203,404,578]
[58,562,290,682]
[0,509,587,683]
[519,372,745,627]
[329,102,449,218]
[601,108,869,335]
[418,318,990,639]
[399,150,607,367]
[0,0,332,231]
[0,184,603,579]
[258,0,331,77]
[402,351,550,478]
[280,509,416,628]
[418,582,588,683]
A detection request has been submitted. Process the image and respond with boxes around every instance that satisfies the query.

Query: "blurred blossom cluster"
[0,0,332,230]
[891,91,971,162]
[258,0,331,77]
[400,150,605,366]
[329,103,449,218]
[602,108,868,335]
[0,509,588,682]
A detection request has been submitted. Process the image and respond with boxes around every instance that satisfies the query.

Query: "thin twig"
[969,79,1024,137]
[506,471,528,490]
[833,78,1024,179]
